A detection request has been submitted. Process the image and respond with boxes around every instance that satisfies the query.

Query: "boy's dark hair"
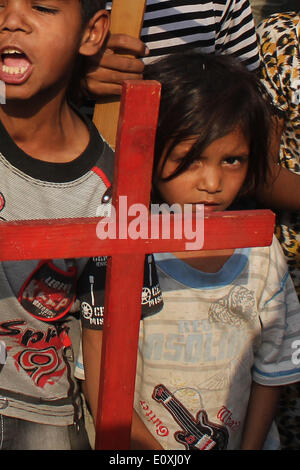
[79,0,107,25]
[144,52,272,200]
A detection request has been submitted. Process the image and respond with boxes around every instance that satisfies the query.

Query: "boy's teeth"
[2,64,28,74]
[3,49,22,54]
[1,49,30,75]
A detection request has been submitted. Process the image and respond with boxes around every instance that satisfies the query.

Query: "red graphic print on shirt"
[0,320,69,388]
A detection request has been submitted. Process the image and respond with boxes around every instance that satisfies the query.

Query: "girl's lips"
[192,201,219,205]
[191,202,221,213]
[203,204,220,213]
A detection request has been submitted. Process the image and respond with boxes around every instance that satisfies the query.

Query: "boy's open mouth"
[0,48,32,82]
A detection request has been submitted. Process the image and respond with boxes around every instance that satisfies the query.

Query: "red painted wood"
[0,210,274,261]
[95,81,161,450]
[95,253,145,449]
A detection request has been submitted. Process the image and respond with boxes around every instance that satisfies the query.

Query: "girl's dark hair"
[79,0,107,25]
[144,52,272,199]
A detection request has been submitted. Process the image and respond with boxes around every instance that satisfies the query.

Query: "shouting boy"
[0,0,112,450]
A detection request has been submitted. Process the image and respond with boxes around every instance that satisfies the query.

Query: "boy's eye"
[33,5,58,14]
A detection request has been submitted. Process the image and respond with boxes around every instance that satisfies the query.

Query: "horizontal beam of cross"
[0,210,274,261]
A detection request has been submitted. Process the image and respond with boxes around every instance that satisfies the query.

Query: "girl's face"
[154,127,249,212]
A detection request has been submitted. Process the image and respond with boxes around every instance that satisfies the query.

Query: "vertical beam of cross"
[94,81,161,450]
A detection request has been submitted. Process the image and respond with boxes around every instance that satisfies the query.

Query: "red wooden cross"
[0,81,275,450]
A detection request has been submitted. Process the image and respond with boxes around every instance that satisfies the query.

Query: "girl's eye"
[175,157,187,165]
[223,157,244,166]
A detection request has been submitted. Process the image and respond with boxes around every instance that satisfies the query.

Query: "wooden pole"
[94,80,161,450]
[93,0,147,148]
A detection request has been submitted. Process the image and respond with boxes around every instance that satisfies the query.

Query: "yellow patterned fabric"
[257,13,300,450]
[258,13,300,298]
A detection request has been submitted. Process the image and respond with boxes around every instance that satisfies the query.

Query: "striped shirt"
[106,0,260,70]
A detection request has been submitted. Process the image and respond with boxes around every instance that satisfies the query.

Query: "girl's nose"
[196,165,222,193]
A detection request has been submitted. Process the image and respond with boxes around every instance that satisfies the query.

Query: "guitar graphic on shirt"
[152,384,229,450]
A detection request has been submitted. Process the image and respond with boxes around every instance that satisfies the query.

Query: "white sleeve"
[253,237,300,386]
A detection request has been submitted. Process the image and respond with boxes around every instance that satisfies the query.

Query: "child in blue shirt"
[78,52,300,450]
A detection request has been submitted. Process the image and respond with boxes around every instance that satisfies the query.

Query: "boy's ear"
[79,10,110,56]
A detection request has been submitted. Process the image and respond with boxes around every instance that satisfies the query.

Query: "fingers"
[85,77,123,97]
[85,67,144,97]
[107,33,149,58]
[82,33,149,98]
[87,65,144,86]
[96,49,145,74]
[85,53,144,97]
